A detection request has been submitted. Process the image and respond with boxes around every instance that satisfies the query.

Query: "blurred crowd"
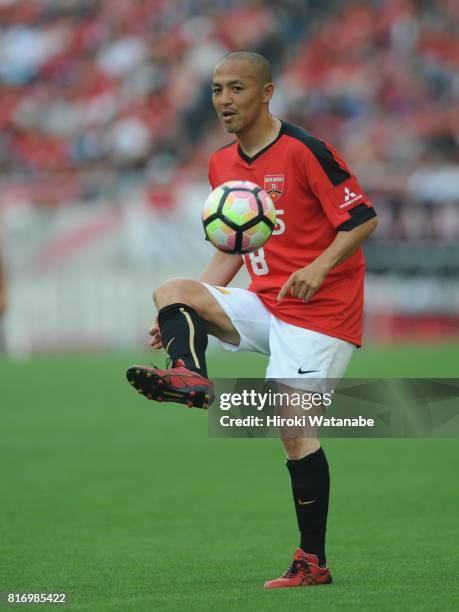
[0,0,458,214]
[0,0,313,206]
[281,0,459,202]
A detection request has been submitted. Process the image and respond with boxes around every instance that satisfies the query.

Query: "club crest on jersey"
[264,174,284,202]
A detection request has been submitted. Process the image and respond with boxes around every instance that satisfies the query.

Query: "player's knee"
[153,278,190,308]
[153,278,203,311]
[282,437,320,460]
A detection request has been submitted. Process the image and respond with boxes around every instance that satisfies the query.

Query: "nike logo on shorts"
[297,368,319,375]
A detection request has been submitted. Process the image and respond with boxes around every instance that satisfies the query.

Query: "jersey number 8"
[248,209,285,275]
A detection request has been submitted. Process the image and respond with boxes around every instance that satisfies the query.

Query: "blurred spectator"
[407,132,459,205]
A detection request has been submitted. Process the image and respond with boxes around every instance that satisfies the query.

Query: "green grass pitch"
[1,344,458,611]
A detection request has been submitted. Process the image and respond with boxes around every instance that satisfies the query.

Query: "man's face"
[212,59,268,134]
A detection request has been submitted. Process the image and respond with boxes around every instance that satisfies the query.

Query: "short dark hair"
[217,51,273,84]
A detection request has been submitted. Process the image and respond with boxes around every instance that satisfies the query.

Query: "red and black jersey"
[208,120,376,346]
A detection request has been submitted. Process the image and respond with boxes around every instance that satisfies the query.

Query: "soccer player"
[127,51,377,587]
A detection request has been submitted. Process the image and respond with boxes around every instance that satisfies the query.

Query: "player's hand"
[277,261,329,303]
[148,318,163,349]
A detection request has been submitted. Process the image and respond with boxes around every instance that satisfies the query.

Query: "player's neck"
[237,115,282,158]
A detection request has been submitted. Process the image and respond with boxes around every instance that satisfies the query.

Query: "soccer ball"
[202,180,276,254]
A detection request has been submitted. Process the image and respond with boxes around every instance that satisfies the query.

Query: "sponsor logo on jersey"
[340,187,363,208]
[264,174,284,202]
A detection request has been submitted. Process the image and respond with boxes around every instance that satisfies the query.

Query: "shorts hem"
[257,305,361,347]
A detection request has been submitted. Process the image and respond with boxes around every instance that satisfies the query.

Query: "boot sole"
[126,366,212,409]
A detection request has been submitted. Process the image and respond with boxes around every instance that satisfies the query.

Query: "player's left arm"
[278,143,379,302]
[277,215,377,302]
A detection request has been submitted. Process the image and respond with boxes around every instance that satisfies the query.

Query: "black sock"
[157,303,208,377]
[286,447,330,566]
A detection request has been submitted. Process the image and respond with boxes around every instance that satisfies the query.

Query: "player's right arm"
[203,155,243,285]
[203,153,244,285]
[199,250,243,286]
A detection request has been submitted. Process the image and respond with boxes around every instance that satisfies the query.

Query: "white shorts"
[202,284,355,392]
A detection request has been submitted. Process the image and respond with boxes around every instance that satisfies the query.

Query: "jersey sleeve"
[304,141,374,229]
[208,156,218,190]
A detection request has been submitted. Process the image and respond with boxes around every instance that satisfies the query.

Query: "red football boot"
[126,359,214,409]
[264,549,332,589]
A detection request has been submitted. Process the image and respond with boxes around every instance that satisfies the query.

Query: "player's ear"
[262,82,275,104]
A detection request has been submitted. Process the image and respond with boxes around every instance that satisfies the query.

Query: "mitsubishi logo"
[344,187,356,202]
[339,186,363,208]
